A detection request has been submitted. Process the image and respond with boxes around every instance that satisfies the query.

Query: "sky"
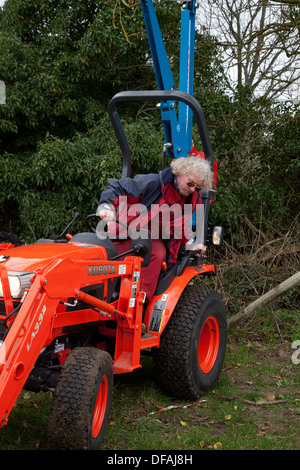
[0,0,5,6]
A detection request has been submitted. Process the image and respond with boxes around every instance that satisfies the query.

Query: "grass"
[0,314,298,451]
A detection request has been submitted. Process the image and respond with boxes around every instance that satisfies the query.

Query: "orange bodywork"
[0,239,215,428]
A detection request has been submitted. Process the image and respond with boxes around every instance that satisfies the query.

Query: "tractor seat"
[69,232,118,260]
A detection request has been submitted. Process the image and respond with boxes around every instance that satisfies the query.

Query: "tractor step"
[140,332,159,349]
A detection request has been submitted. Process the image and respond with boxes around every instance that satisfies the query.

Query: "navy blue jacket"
[98,168,200,262]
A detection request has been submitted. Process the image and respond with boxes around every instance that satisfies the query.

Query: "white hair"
[171,157,213,192]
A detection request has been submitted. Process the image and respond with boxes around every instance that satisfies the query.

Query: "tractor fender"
[145,264,216,335]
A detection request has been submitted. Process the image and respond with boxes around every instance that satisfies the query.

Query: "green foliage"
[261,103,300,221]
[0,0,176,238]
[0,0,177,152]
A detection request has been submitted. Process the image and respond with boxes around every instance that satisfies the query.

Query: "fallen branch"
[242,399,288,406]
[228,271,300,329]
[214,394,288,406]
[148,399,207,416]
[125,399,207,422]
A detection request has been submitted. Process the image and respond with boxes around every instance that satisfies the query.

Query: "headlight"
[0,272,33,299]
[212,226,223,245]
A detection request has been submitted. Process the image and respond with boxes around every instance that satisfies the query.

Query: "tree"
[0,0,165,154]
[197,0,300,101]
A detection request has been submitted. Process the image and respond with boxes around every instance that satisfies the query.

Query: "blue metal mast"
[140,0,197,160]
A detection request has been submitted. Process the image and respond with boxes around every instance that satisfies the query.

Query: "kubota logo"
[88,264,115,276]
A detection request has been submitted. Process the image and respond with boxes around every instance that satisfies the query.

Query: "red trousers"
[113,239,166,302]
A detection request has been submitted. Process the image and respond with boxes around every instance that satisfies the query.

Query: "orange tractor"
[0,1,226,450]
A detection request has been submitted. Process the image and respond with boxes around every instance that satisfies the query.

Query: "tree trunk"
[227,271,300,329]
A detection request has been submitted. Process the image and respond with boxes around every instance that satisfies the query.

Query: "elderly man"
[97,157,213,302]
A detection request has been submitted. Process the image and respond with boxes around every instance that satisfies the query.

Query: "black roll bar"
[107,90,214,178]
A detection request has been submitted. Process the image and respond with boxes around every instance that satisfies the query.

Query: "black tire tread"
[153,284,226,400]
[48,347,113,450]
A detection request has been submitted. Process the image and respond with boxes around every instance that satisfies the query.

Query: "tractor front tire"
[48,347,113,450]
[153,285,226,400]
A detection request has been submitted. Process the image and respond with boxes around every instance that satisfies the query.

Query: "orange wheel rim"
[198,316,220,373]
[92,375,108,438]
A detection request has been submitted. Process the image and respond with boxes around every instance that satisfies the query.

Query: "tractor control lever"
[57,212,81,239]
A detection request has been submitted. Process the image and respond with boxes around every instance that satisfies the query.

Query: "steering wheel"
[84,214,133,239]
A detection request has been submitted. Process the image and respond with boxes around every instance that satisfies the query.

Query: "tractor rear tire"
[48,347,113,450]
[153,285,226,400]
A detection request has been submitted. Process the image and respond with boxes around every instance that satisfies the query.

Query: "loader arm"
[0,274,60,427]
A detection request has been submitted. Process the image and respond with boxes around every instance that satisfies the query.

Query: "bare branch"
[197,0,300,99]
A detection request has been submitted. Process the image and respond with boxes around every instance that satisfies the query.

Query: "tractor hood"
[0,239,109,274]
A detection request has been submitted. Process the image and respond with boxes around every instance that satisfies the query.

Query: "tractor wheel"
[153,285,226,400]
[48,347,113,450]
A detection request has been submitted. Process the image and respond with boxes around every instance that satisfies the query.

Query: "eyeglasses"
[187,179,202,190]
